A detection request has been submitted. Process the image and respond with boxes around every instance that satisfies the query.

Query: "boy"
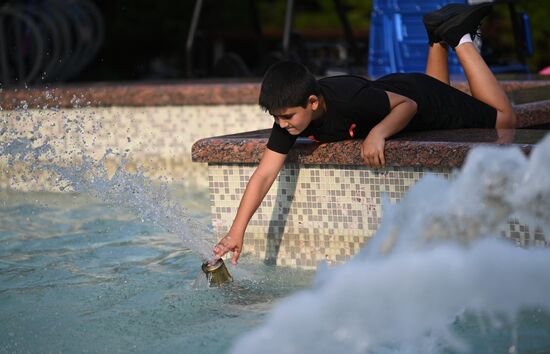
[212,3,516,264]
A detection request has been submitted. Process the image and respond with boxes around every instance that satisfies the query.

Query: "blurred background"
[0,0,549,87]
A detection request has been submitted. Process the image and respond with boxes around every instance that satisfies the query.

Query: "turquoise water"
[0,189,314,354]
[229,142,550,354]
[2,116,550,353]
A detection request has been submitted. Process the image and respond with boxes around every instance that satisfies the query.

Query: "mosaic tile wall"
[0,105,270,191]
[209,163,548,269]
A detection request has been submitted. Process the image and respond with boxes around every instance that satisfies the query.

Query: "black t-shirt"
[267,73,496,154]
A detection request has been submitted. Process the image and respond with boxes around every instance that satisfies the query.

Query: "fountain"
[0,96,312,353]
[229,135,550,354]
[2,84,550,352]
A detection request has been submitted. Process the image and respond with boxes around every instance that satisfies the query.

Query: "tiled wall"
[208,163,548,269]
[3,104,547,268]
[0,105,270,190]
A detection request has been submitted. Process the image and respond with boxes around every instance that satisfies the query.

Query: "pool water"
[0,189,314,354]
[228,140,550,354]
[2,113,550,353]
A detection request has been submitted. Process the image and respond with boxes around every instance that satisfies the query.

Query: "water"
[0,101,315,353]
[2,96,550,353]
[0,135,213,260]
[230,136,550,354]
[0,190,314,353]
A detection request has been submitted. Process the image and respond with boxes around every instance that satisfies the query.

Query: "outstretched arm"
[213,148,287,264]
[361,91,417,167]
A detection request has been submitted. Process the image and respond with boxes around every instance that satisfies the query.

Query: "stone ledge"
[1,78,549,109]
[514,100,550,127]
[192,128,548,168]
[0,80,260,109]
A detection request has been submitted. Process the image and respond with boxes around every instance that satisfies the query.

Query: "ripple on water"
[0,190,315,354]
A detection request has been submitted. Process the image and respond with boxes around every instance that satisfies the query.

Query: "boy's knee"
[495,110,517,129]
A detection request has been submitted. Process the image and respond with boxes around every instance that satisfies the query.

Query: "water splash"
[230,134,550,354]
[361,141,549,258]
[0,100,214,260]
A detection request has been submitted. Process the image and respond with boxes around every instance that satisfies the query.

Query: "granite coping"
[192,128,548,168]
[1,78,550,109]
[514,100,550,127]
[0,80,260,109]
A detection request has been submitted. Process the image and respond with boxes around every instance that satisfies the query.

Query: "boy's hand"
[361,132,386,167]
[213,233,244,265]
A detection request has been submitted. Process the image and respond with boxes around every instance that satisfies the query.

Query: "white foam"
[230,133,550,354]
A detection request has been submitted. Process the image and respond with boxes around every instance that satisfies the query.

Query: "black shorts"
[374,73,497,130]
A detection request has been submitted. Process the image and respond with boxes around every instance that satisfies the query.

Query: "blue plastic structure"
[368,0,467,78]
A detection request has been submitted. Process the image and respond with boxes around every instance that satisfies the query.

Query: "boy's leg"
[454,42,516,128]
[434,3,517,128]
[425,43,450,85]
[422,4,469,85]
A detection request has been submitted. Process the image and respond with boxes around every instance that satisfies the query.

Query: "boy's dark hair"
[259,61,320,112]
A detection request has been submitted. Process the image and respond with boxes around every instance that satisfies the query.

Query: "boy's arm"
[362,91,417,167]
[213,148,287,264]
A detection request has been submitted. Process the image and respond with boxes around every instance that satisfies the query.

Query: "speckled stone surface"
[192,128,549,168]
[0,81,261,109]
[1,78,549,109]
[514,100,550,127]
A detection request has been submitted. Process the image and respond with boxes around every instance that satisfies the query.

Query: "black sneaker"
[434,2,493,48]
[422,3,469,46]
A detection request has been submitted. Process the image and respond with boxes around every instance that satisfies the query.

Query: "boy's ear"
[308,95,320,110]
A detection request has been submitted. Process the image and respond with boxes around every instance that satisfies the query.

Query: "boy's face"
[270,95,321,135]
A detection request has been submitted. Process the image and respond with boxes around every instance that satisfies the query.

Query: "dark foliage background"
[80,0,550,81]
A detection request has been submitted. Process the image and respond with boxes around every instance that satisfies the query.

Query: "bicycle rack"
[0,0,105,87]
